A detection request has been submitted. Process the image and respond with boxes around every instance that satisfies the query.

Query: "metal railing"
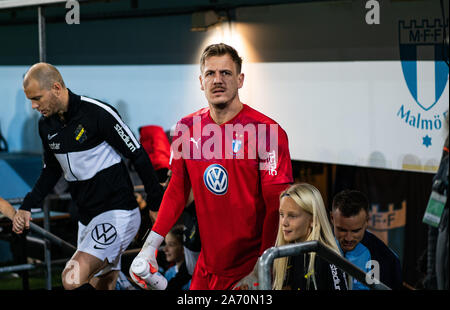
[1,187,147,289]
[1,194,75,289]
[258,240,391,290]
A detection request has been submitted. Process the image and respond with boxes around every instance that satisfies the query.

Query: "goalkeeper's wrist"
[140,231,164,257]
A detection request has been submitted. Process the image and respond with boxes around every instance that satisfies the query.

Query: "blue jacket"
[339,230,403,290]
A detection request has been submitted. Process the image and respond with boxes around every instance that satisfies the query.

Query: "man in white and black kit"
[12,63,164,290]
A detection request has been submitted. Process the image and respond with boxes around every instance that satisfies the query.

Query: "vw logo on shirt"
[203,164,228,195]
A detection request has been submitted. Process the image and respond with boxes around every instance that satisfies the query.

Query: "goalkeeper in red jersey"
[130,43,293,290]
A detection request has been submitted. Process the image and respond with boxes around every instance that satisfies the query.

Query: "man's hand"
[12,209,31,234]
[232,261,259,290]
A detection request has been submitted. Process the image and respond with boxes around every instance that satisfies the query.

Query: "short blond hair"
[200,43,243,73]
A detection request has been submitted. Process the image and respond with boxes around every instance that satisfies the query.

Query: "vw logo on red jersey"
[203,164,228,195]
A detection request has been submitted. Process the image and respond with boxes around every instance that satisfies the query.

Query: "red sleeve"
[258,125,293,254]
[152,168,190,237]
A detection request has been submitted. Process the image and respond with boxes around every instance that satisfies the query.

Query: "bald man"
[13,63,164,290]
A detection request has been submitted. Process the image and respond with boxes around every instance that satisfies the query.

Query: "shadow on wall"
[115,99,129,125]
[7,89,42,154]
[368,151,388,169]
[400,154,439,172]
[114,99,139,137]
[23,109,41,153]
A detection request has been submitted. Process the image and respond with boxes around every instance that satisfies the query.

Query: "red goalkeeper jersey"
[153,104,293,278]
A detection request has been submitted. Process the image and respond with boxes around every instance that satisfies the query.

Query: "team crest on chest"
[74,124,87,143]
[232,139,242,153]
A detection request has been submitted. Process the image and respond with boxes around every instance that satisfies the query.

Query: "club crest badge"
[399,19,449,111]
[74,124,87,143]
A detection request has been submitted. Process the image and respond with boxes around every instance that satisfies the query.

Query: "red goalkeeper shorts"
[189,262,242,290]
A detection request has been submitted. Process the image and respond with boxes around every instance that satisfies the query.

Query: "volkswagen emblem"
[203,164,228,195]
[91,223,117,246]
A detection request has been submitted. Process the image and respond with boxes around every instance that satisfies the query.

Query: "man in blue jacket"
[331,189,403,290]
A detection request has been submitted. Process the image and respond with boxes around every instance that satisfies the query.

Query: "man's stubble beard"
[211,102,228,110]
[209,90,238,111]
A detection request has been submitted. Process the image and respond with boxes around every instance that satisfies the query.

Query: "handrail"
[5,187,145,254]
[6,186,143,206]
[6,193,72,206]
[0,264,36,274]
[5,195,76,253]
[29,222,77,253]
[2,188,145,289]
[258,240,391,290]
